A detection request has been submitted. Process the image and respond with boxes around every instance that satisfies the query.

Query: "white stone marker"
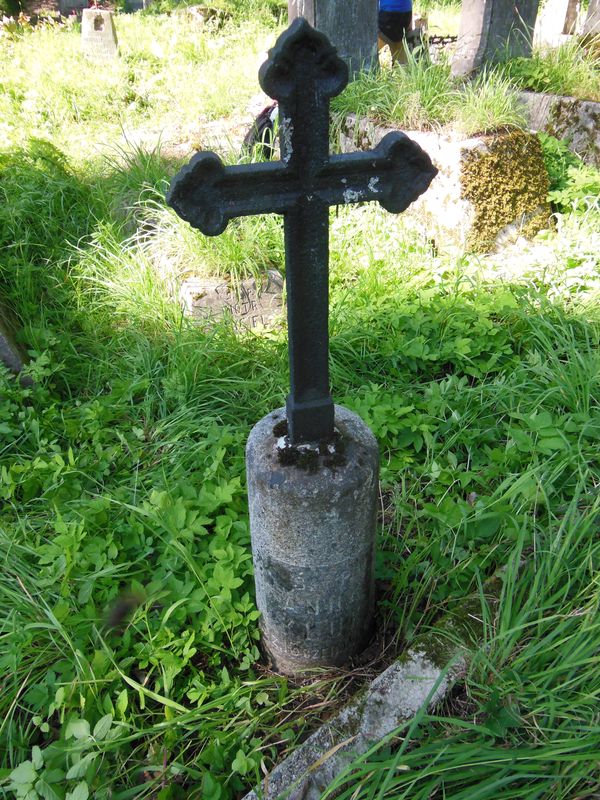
[81,9,118,61]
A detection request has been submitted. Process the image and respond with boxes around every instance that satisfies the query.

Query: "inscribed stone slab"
[180,269,284,328]
[81,9,118,60]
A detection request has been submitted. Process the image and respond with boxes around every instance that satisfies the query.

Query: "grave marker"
[452,0,540,76]
[288,1,378,77]
[167,18,437,673]
[583,0,600,37]
[180,270,284,329]
[81,9,119,61]
[535,0,579,45]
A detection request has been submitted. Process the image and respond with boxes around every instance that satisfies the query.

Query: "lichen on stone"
[460,130,552,252]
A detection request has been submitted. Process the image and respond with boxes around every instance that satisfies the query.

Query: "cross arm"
[319,132,438,212]
[166,152,294,236]
[166,133,437,238]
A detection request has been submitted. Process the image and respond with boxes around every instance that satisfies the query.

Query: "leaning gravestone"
[167,19,436,674]
[180,270,284,329]
[452,0,540,76]
[288,0,378,76]
[0,316,24,377]
[81,9,118,61]
[0,307,32,387]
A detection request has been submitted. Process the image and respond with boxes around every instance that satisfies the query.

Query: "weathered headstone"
[180,269,284,328]
[535,0,579,45]
[288,0,378,77]
[583,0,600,37]
[81,9,118,61]
[167,19,436,673]
[452,0,540,76]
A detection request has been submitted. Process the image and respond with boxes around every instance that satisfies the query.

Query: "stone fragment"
[81,9,118,61]
[288,0,378,77]
[0,308,32,386]
[518,92,600,168]
[341,116,552,253]
[240,577,505,800]
[246,406,379,674]
[452,0,540,76]
[180,269,284,329]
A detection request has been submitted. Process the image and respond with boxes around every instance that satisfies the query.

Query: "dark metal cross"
[167,18,437,444]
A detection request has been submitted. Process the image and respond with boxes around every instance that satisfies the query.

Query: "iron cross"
[167,18,437,444]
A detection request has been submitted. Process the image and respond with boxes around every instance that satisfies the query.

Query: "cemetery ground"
[2,3,600,799]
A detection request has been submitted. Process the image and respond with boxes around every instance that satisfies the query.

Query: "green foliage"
[538,133,600,214]
[503,40,600,101]
[333,56,526,134]
[332,52,456,130]
[453,68,527,135]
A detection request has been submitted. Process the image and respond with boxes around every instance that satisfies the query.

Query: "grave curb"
[242,579,501,800]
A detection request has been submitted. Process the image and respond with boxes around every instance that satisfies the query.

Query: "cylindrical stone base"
[246,405,379,674]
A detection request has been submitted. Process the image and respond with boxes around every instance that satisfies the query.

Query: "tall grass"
[503,38,600,101]
[332,51,456,130]
[333,53,526,134]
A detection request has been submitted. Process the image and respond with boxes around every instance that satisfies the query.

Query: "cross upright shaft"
[167,18,437,444]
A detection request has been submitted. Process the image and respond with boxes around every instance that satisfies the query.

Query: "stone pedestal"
[288,0,378,77]
[246,405,379,674]
[452,0,540,76]
[81,9,118,61]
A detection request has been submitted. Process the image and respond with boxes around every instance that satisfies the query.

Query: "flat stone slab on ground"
[242,576,504,800]
[180,269,284,328]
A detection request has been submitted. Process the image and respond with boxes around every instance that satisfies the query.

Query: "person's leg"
[378,10,412,65]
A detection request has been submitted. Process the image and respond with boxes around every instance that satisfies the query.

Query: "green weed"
[503,39,600,101]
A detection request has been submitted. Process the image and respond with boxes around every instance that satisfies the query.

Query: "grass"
[332,51,527,135]
[2,6,600,799]
[503,38,600,102]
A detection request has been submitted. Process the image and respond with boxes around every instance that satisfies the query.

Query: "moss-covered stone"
[460,130,552,253]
